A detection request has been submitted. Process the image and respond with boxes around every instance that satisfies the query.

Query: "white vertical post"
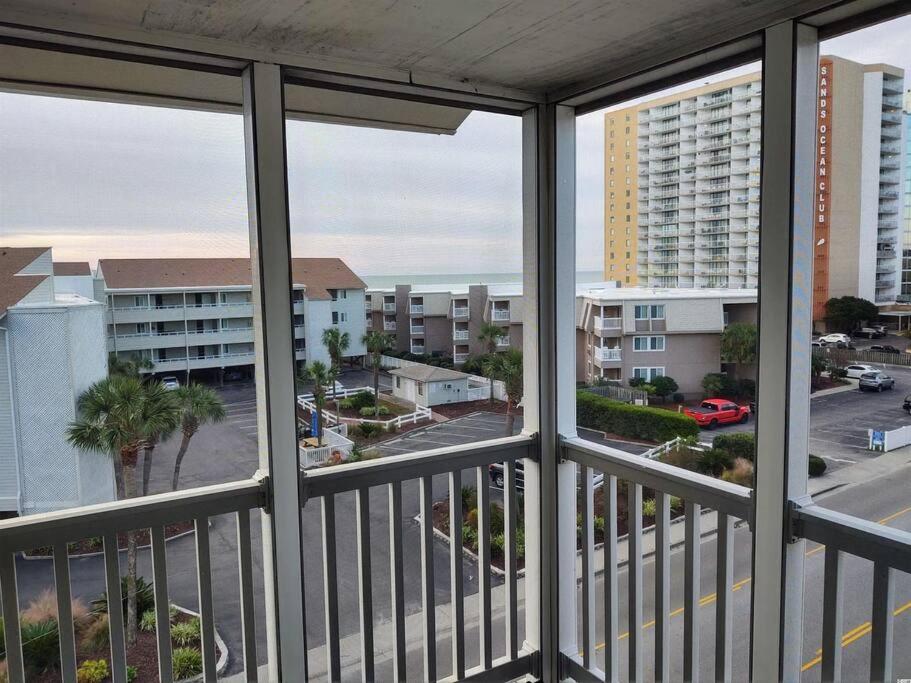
[243,61,308,681]
[751,20,818,682]
[522,102,577,680]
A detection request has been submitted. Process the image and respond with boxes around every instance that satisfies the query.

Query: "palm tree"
[140,381,180,496]
[302,361,331,446]
[322,328,351,421]
[108,352,154,379]
[67,375,177,646]
[362,331,393,416]
[488,350,524,436]
[171,383,226,491]
[478,322,504,404]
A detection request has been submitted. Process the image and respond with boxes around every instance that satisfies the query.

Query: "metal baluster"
[603,475,619,683]
[150,526,173,683]
[449,471,465,679]
[389,481,406,682]
[714,514,734,683]
[194,517,217,682]
[322,496,341,682]
[0,551,25,682]
[684,502,702,683]
[102,532,128,683]
[581,465,595,668]
[655,494,671,683]
[870,562,895,683]
[420,476,437,682]
[628,482,643,683]
[504,460,519,660]
[236,510,258,682]
[356,488,374,683]
[476,466,492,669]
[52,542,77,682]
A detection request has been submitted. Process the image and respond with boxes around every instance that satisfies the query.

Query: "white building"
[0,247,113,515]
[389,365,472,407]
[97,257,367,378]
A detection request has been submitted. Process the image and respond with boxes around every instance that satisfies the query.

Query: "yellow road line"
[588,503,911,663]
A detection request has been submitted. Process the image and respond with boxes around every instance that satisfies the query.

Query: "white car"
[819,333,851,345]
[161,375,180,390]
[844,364,880,379]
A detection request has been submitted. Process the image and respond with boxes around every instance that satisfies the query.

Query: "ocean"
[362,270,606,288]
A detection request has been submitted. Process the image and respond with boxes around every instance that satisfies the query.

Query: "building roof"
[98,257,366,300]
[582,287,757,303]
[389,365,470,383]
[53,261,92,276]
[0,247,51,317]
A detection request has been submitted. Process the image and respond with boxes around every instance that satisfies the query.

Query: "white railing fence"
[296,387,433,430]
[300,424,355,467]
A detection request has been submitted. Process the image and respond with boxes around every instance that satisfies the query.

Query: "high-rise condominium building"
[812,57,905,317]
[900,91,911,302]
[605,57,905,320]
[606,73,763,289]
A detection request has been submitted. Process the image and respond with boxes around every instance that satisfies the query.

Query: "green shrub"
[721,458,754,487]
[338,398,355,410]
[350,391,376,410]
[489,503,505,536]
[359,405,389,417]
[21,620,59,672]
[462,525,478,552]
[594,516,605,534]
[127,665,139,683]
[356,422,382,438]
[490,533,505,554]
[695,448,733,477]
[516,527,525,561]
[172,647,204,679]
[576,391,699,442]
[92,575,155,618]
[736,378,756,400]
[460,485,477,513]
[641,498,657,517]
[171,618,201,646]
[140,609,157,632]
[76,659,109,683]
[808,454,827,477]
[830,367,848,379]
[670,496,684,512]
[650,375,679,400]
[713,432,756,461]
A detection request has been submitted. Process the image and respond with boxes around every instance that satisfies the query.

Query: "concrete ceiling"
[0,0,848,97]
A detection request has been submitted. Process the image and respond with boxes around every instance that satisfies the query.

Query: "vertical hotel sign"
[813,59,833,321]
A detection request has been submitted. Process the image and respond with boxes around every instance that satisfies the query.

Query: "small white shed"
[389,365,471,407]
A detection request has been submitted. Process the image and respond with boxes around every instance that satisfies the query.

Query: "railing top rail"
[794,503,911,573]
[0,479,264,553]
[302,434,536,499]
[562,436,752,520]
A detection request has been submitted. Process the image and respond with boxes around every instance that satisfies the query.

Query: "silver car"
[858,371,894,392]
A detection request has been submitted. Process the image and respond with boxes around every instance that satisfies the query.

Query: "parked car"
[854,327,886,339]
[902,394,911,413]
[488,461,603,490]
[844,364,880,379]
[161,375,180,390]
[223,369,245,382]
[870,345,901,354]
[683,399,750,429]
[811,340,822,348]
[818,333,851,345]
[858,371,895,392]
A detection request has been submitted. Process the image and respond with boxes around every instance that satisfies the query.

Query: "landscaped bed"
[4,579,220,683]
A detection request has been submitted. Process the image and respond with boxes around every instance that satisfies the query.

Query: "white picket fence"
[300,424,354,468]
[641,435,710,460]
[296,386,432,429]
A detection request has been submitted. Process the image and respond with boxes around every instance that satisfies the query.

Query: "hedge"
[712,432,755,461]
[576,391,699,442]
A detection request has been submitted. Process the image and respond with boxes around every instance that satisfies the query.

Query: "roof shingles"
[0,247,51,316]
[98,257,365,300]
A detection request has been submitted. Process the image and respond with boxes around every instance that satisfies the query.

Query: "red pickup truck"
[683,399,750,429]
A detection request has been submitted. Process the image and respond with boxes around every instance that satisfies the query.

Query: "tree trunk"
[505,399,515,437]
[112,456,126,500]
[489,377,495,405]
[122,457,139,646]
[317,404,324,446]
[141,444,154,496]
[171,430,194,491]
[373,359,380,417]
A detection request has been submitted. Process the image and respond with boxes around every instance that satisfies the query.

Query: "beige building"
[603,110,640,284]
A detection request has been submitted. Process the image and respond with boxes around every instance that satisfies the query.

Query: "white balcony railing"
[594,316,622,331]
[491,309,510,321]
[384,320,397,331]
[410,325,425,335]
[496,335,510,347]
[452,306,469,318]
[595,346,622,362]
[383,302,396,313]
[453,352,469,363]
[411,344,425,354]
[453,329,469,341]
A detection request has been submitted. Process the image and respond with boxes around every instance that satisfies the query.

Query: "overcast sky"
[1,15,909,276]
